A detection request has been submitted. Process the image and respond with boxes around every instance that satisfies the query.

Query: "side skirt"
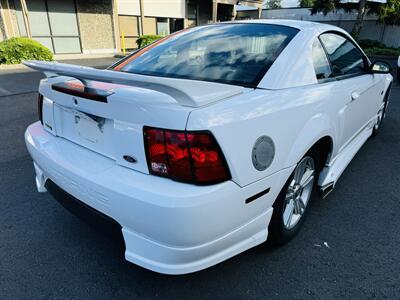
[318,125,373,198]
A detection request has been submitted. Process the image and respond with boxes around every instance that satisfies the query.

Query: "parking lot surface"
[0,58,399,299]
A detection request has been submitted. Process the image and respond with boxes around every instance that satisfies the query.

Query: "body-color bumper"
[25,122,293,274]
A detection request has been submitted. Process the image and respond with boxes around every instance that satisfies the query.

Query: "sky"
[236,0,299,10]
[248,0,387,9]
[281,0,299,7]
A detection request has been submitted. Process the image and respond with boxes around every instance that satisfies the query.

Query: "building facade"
[0,0,263,56]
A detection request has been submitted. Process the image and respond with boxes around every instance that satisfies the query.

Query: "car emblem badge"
[123,155,137,163]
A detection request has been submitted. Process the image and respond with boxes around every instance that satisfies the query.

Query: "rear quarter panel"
[186,84,340,187]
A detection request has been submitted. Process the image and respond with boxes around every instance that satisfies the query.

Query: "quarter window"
[312,39,332,80]
[319,33,367,77]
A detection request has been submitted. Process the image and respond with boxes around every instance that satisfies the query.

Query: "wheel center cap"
[293,184,302,197]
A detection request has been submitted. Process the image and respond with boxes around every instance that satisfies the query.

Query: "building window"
[156,17,169,36]
[13,0,27,36]
[119,15,140,50]
[13,0,81,54]
[170,18,184,33]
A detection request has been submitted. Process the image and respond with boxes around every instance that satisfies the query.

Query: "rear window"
[115,24,299,87]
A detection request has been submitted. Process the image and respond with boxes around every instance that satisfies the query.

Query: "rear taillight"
[144,127,231,185]
[38,93,43,124]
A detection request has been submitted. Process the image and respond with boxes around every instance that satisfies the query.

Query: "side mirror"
[370,61,392,74]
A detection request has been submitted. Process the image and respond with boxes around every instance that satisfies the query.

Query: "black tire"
[267,149,320,246]
[371,88,390,138]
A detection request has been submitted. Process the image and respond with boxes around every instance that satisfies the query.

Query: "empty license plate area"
[54,105,116,160]
[73,110,104,143]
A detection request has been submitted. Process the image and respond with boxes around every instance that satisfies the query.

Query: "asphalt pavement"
[0,57,399,299]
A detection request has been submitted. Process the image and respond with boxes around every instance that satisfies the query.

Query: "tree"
[374,0,400,25]
[267,0,282,9]
[299,0,314,7]
[300,0,400,39]
[353,0,367,38]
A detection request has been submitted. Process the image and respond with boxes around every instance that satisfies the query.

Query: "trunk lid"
[26,61,249,174]
[39,76,193,174]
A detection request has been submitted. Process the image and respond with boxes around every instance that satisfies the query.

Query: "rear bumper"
[45,179,123,238]
[25,121,293,274]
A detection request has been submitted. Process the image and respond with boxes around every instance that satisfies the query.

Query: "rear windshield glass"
[116,24,299,87]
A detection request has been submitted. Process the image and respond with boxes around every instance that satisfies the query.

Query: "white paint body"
[24,20,393,274]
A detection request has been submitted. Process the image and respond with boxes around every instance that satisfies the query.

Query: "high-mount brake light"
[144,127,230,185]
[51,80,113,103]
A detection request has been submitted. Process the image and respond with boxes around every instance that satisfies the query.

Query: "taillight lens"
[38,93,43,124]
[144,127,230,185]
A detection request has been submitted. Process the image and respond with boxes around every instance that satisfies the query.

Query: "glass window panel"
[47,0,79,36]
[33,37,54,52]
[320,33,367,76]
[156,18,169,36]
[170,18,184,33]
[119,24,299,87]
[27,0,51,36]
[312,39,332,80]
[53,37,80,54]
[119,15,139,37]
[13,0,27,36]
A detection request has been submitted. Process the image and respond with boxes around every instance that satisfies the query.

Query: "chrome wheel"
[282,156,315,230]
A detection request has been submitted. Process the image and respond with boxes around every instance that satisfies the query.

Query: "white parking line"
[0,87,10,95]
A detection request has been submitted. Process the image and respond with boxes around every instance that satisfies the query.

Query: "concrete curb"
[0,64,29,71]
[0,55,122,71]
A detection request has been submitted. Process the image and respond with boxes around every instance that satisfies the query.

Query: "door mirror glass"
[371,61,392,74]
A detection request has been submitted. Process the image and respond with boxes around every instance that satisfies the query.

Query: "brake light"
[38,93,43,124]
[51,80,113,103]
[144,127,230,184]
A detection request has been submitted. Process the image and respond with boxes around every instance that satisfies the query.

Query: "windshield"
[115,23,299,87]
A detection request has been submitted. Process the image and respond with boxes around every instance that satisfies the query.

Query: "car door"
[319,32,384,150]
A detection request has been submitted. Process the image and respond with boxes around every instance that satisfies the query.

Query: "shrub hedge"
[358,39,400,57]
[0,37,53,65]
[136,35,163,49]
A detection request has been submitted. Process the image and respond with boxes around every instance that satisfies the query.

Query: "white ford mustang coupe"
[24,20,393,274]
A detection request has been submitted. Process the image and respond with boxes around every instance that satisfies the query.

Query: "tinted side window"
[320,33,366,77]
[312,39,332,80]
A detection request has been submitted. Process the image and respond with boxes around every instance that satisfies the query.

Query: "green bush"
[364,47,400,57]
[136,35,163,48]
[358,39,400,57]
[0,37,53,65]
[358,39,383,49]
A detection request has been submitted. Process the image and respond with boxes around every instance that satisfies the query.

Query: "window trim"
[318,31,371,81]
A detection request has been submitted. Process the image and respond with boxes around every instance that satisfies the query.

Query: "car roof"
[220,19,353,89]
[227,19,340,33]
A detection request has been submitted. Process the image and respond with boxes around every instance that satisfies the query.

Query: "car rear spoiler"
[23,60,199,107]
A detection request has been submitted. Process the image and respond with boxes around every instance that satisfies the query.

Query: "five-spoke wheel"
[282,157,315,230]
[268,150,319,245]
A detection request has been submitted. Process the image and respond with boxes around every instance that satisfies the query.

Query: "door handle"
[351,91,360,101]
